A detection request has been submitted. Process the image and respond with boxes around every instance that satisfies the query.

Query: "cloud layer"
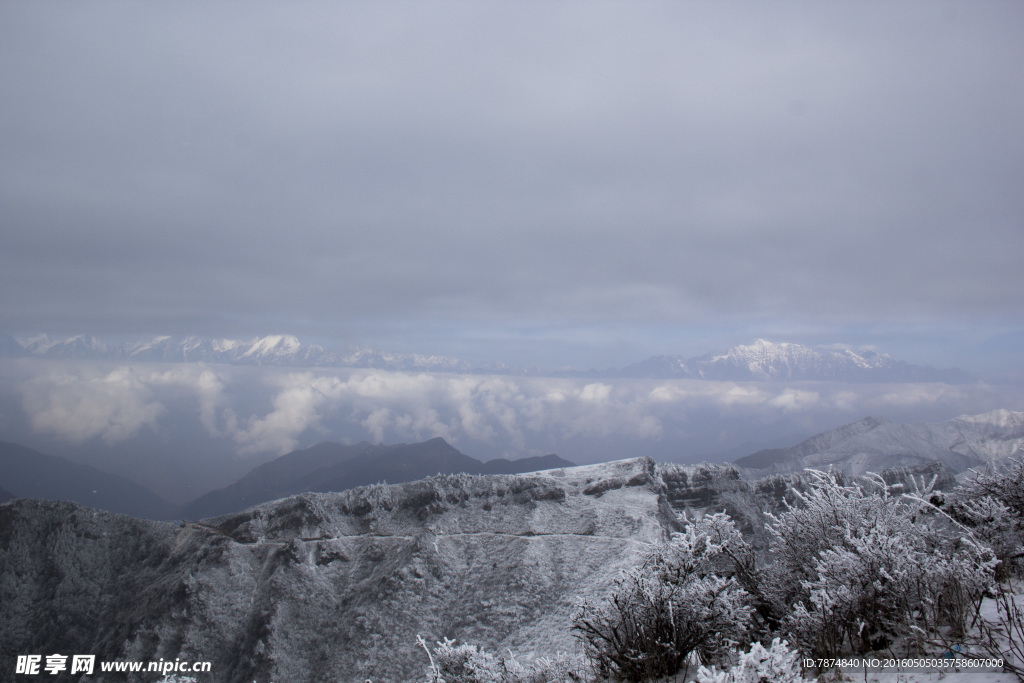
[9,361,1021,464]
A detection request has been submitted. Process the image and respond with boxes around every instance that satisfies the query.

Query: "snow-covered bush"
[948,494,1022,578]
[767,470,997,658]
[763,470,892,617]
[959,457,1024,518]
[947,459,1024,578]
[573,513,753,681]
[418,636,583,682]
[678,511,769,636]
[673,512,756,577]
[692,638,802,683]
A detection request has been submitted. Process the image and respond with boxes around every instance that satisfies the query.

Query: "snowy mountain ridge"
[0,458,691,681]
[0,454,990,681]
[619,338,973,383]
[6,333,498,373]
[2,333,974,382]
[734,408,1024,477]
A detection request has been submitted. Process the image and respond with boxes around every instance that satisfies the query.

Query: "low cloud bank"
[5,359,1021,464]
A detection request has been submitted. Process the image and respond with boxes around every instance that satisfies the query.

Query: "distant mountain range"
[0,437,573,520]
[615,338,974,383]
[7,408,1021,520]
[0,333,973,383]
[733,408,1024,477]
[182,438,574,519]
[0,441,177,519]
[0,332,515,374]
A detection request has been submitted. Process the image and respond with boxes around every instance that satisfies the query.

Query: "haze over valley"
[2,335,1021,505]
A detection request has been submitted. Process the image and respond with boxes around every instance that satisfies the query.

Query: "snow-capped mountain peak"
[3,333,976,383]
[238,334,302,359]
[3,332,509,374]
[619,340,970,383]
[17,333,108,357]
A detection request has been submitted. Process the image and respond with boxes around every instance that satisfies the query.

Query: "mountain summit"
[619,339,972,383]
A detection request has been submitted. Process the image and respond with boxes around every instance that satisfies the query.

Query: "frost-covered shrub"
[680,512,770,637]
[959,457,1024,519]
[573,513,753,681]
[692,638,802,683]
[674,512,755,576]
[948,459,1024,578]
[496,652,585,683]
[421,637,492,683]
[418,636,583,682]
[947,494,1022,578]
[767,470,997,658]
[763,470,893,617]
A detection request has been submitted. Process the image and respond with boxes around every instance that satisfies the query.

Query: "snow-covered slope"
[620,339,973,383]
[0,456,968,681]
[0,458,759,682]
[734,409,1024,477]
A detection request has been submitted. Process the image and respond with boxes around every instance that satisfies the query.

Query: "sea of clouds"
[4,359,1019,465]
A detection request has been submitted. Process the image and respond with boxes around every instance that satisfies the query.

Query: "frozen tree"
[573,513,753,681]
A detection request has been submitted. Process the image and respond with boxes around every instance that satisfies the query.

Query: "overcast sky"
[2,1,1022,372]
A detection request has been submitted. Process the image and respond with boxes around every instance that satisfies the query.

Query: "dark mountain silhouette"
[0,441,177,519]
[476,453,572,474]
[182,437,575,519]
[0,484,14,504]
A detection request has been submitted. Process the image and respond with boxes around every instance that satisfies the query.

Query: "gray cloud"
[1,2,1022,370]
[11,361,1020,464]
[19,366,164,444]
